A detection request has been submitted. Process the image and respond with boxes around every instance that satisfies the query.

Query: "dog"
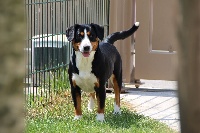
[66,22,139,121]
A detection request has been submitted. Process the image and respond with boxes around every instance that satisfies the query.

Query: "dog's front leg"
[95,85,106,122]
[71,86,82,120]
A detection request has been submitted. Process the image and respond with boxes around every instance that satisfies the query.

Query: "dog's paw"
[88,97,95,111]
[73,115,82,120]
[113,110,121,115]
[96,113,105,122]
[113,102,121,114]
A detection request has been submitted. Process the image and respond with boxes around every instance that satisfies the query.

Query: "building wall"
[109,0,136,83]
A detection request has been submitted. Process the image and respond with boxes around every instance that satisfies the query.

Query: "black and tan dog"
[66,22,139,121]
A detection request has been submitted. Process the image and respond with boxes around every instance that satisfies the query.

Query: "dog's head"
[66,23,104,57]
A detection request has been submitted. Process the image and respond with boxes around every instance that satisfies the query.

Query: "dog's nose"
[83,46,90,51]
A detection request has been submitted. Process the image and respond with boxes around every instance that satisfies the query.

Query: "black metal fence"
[25,0,110,105]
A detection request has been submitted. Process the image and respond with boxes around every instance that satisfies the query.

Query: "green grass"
[26,68,176,133]
[25,91,176,133]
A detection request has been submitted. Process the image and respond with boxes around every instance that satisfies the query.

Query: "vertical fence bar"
[60,1,63,92]
[49,2,55,100]
[46,1,51,102]
[29,0,32,105]
[25,0,29,104]
[25,0,110,105]
[33,0,36,104]
[41,0,44,103]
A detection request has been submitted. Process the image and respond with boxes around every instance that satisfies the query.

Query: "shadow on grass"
[105,108,145,129]
[79,107,153,129]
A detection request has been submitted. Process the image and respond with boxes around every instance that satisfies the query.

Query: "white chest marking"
[72,51,97,93]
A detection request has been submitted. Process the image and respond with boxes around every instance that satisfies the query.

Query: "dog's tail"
[104,22,140,44]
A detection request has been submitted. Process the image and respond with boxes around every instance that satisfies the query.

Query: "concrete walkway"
[120,80,180,132]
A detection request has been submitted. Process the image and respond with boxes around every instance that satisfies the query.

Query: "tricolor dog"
[66,22,139,121]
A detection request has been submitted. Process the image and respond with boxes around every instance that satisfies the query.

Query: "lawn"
[25,90,177,133]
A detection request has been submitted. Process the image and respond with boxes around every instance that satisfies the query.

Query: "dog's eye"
[75,34,84,42]
[89,35,97,42]
[77,34,83,38]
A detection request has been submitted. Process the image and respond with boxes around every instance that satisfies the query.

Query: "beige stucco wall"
[109,0,136,83]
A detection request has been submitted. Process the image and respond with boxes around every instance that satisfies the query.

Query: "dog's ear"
[91,23,104,41]
[66,24,79,42]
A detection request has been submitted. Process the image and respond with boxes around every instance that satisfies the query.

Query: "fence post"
[178,0,200,132]
[0,0,25,133]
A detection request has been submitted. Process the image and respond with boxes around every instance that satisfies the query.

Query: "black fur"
[105,24,139,44]
[66,23,104,42]
[66,22,139,117]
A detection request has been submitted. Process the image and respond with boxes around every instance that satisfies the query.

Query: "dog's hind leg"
[110,73,122,114]
[88,92,95,111]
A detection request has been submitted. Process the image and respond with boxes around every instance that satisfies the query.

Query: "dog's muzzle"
[82,46,91,57]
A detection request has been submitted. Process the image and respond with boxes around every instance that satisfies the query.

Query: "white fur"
[88,96,95,111]
[72,51,97,93]
[79,29,92,52]
[135,22,140,26]
[74,115,82,120]
[113,102,121,114]
[96,113,105,122]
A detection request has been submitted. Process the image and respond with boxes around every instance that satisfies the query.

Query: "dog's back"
[96,22,140,84]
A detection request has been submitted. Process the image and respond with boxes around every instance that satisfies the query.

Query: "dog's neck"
[75,51,95,78]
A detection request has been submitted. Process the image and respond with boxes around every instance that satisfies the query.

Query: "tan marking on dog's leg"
[72,80,76,87]
[75,93,82,116]
[110,74,120,107]
[96,95,104,114]
[89,92,96,99]
[94,78,100,88]
[111,74,121,114]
